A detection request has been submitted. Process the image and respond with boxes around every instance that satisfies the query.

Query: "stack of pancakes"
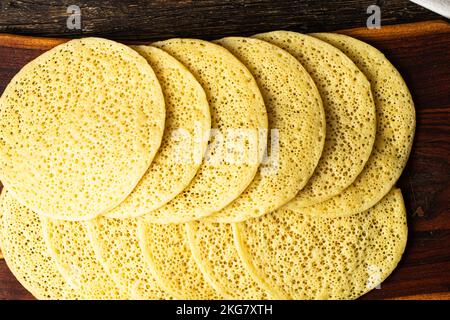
[0,32,415,299]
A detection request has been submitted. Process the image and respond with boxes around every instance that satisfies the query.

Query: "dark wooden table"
[0,0,443,39]
[0,1,449,300]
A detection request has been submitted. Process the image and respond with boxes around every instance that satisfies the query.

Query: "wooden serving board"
[0,20,449,300]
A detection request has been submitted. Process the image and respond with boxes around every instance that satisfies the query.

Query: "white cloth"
[410,0,450,19]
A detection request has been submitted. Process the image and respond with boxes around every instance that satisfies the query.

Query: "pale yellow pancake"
[205,37,325,222]
[42,218,128,299]
[104,45,210,218]
[286,32,415,217]
[1,190,79,299]
[86,217,171,299]
[186,221,276,299]
[138,220,224,299]
[234,188,407,299]
[0,38,165,220]
[143,39,268,223]
[255,31,376,208]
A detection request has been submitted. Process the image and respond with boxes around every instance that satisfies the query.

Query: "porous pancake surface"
[146,39,268,223]
[205,37,325,222]
[86,217,170,299]
[42,218,127,299]
[289,33,415,217]
[105,45,210,218]
[186,221,273,299]
[138,220,223,299]
[234,188,407,299]
[0,38,165,220]
[255,31,376,208]
[1,190,79,299]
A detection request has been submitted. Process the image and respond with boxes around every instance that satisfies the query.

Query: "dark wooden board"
[0,0,443,40]
[0,20,449,300]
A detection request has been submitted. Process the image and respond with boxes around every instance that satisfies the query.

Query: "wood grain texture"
[0,20,449,300]
[0,0,443,40]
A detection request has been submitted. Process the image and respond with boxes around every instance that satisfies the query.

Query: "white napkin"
[410,0,450,19]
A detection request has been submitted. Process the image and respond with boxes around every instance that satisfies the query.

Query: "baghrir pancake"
[104,45,210,219]
[255,31,376,208]
[0,38,166,220]
[205,36,325,222]
[138,220,224,299]
[186,221,277,299]
[42,218,128,299]
[286,32,415,217]
[86,217,170,299]
[234,188,407,299]
[0,30,416,300]
[143,39,268,223]
[1,190,79,299]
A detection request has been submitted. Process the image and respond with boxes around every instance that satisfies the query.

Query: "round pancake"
[138,220,224,299]
[86,217,170,299]
[0,38,165,220]
[204,37,325,222]
[186,221,276,299]
[42,218,127,299]
[144,39,268,223]
[288,33,415,217]
[1,190,79,299]
[255,31,376,208]
[104,45,210,218]
[234,188,407,299]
